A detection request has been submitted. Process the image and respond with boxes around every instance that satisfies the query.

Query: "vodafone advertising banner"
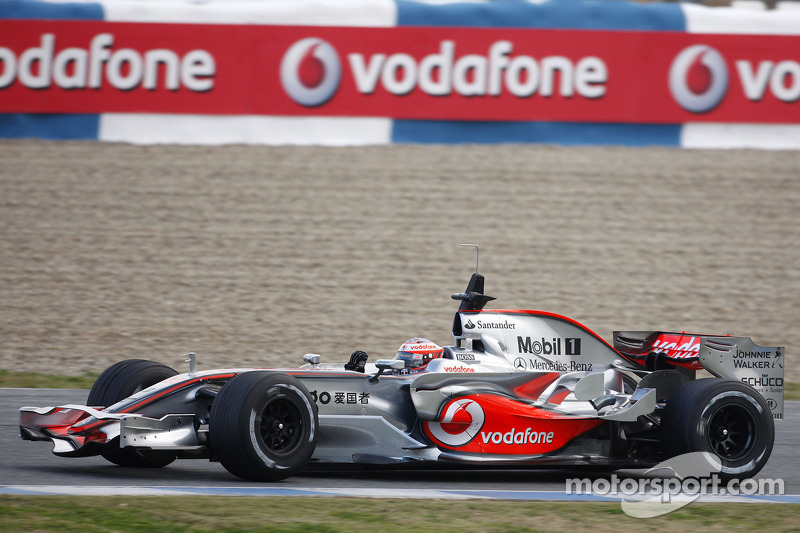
[2,20,799,124]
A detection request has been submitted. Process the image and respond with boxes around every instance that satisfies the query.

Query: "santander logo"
[427,398,485,447]
[280,38,341,107]
[669,44,729,113]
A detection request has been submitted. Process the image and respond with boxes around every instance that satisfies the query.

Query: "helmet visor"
[394,351,426,368]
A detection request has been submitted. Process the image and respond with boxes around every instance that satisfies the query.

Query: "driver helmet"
[394,338,443,373]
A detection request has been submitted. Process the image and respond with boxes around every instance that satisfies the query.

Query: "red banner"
[1,20,799,123]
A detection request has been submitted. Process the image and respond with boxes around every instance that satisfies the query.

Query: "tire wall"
[1,0,800,148]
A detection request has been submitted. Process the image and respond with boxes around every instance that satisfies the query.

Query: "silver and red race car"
[19,248,784,481]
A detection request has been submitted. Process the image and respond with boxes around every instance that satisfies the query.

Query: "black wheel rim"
[258,395,303,455]
[707,403,756,461]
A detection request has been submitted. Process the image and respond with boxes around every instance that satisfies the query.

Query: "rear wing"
[614,331,784,420]
[700,336,784,421]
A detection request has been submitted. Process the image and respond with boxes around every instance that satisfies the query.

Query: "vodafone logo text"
[670,44,800,113]
[4,23,798,124]
[0,33,215,92]
[348,41,607,98]
[281,37,607,106]
[481,427,555,446]
[736,58,800,103]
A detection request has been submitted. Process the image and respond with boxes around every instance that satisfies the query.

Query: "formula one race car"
[20,247,784,481]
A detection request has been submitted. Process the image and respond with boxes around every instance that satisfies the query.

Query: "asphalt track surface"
[2,388,798,501]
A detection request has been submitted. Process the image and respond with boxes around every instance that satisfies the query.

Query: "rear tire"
[209,372,318,481]
[87,359,179,468]
[662,378,774,479]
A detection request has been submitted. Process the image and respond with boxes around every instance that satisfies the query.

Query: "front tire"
[662,378,774,479]
[87,359,179,468]
[209,372,318,481]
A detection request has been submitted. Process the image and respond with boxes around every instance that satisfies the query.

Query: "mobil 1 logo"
[517,336,582,356]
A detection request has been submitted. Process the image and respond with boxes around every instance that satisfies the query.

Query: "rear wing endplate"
[700,337,784,420]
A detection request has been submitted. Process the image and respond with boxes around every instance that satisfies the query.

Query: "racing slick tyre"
[209,372,318,481]
[87,359,179,468]
[661,378,774,479]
